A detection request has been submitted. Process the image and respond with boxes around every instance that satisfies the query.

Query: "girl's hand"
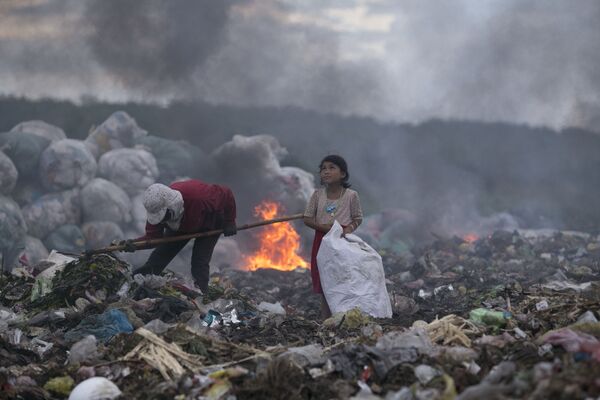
[342,226,353,237]
[321,223,333,233]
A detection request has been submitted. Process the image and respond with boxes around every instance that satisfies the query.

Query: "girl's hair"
[319,154,351,188]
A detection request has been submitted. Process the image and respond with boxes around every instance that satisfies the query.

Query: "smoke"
[85,0,235,94]
[2,1,600,131]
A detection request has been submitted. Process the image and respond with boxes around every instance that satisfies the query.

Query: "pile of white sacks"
[0,112,314,273]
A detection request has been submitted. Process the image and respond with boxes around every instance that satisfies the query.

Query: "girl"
[304,155,363,318]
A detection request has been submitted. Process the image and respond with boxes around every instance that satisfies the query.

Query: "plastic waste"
[443,346,478,364]
[469,308,512,328]
[69,335,99,365]
[81,178,132,224]
[39,139,97,190]
[31,337,54,356]
[133,274,169,289]
[375,327,434,356]
[279,344,325,368]
[222,309,241,326]
[69,377,122,400]
[10,120,67,142]
[8,328,22,345]
[143,319,173,335]
[541,279,592,293]
[85,111,147,158]
[414,364,440,385]
[65,309,134,344]
[536,300,549,311]
[257,301,286,315]
[317,221,393,318]
[543,328,600,361]
[31,250,75,301]
[97,148,159,196]
[202,310,222,328]
[21,189,81,239]
[0,150,17,195]
[577,311,598,324]
[0,130,50,178]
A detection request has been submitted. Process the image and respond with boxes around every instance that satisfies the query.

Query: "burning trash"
[242,200,308,272]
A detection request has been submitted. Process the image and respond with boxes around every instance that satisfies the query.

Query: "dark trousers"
[134,234,220,292]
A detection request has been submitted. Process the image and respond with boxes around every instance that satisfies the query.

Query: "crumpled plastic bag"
[10,120,67,142]
[65,309,133,344]
[0,150,18,195]
[30,250,76,301]
[98,148,159,196]
[21,189,81,239]
[543,328,600,361]
[317,221,392,318]
[85,111,147,158]
[81,178,132,224]
[39,139,97,191]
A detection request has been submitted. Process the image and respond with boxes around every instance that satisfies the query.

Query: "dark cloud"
[1,1,600,131]
[85,0,235,92]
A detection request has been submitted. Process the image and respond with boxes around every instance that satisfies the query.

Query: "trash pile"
[1,228,600,398]
[0,115,316,274]
[0,115,209,271]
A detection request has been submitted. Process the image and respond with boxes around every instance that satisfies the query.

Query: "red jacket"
[138,179,236,240]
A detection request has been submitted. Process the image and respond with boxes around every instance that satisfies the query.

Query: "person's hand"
[223,222,237,237]
[321,223,333,233]
[342,226,353,237]
[117,239,137,252]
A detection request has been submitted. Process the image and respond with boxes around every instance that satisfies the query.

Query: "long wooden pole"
[85,213,305,255]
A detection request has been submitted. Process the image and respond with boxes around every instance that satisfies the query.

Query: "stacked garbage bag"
[0,113,314,272]
[1,228,600,398]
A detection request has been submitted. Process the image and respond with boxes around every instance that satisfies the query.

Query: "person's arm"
[303,190,332,233]
[342,191,363,236]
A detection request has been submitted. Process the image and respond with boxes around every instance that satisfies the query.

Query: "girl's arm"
[304,217,332,233]
[303,190,331,233]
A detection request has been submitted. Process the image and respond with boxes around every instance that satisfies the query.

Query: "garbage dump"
[2,114,600,398]
[1,228,600,399]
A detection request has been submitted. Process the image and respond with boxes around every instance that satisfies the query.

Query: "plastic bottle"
[469,308,511,327]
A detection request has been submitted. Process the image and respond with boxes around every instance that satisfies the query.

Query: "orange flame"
[463,233,479,243]
[242,201,308,271]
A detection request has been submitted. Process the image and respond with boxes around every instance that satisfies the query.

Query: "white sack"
[317,221,392,318]
[98,148,158,196]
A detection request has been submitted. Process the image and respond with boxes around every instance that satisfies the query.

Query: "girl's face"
[320,161,346,185]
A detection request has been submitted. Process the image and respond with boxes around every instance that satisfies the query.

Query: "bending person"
[126,179,237,292]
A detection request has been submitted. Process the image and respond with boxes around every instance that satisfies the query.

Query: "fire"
[242,201,308,271]
[463,233,479,243]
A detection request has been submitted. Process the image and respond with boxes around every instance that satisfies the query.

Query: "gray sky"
[1,0,599,131]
